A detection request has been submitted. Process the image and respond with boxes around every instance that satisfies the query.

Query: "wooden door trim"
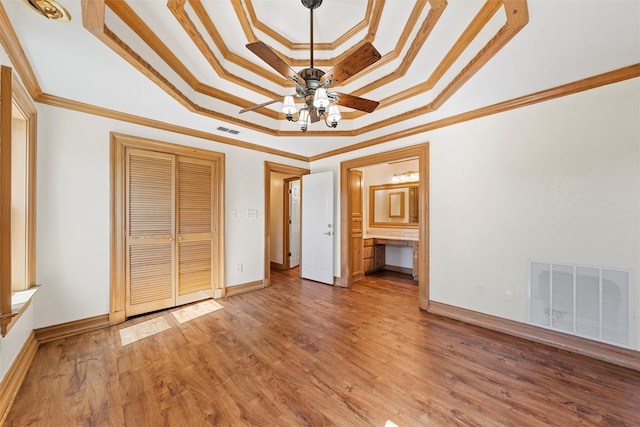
[339,144,430,309]
[264,162,309,287]
[349,169,364,282]
[110,132,225,324]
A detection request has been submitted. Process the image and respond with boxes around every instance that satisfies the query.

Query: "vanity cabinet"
[363,238,419,279]
[363,238,385,273]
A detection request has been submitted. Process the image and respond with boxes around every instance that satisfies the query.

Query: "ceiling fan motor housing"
[297,67,325,101]
[301,0,323,10]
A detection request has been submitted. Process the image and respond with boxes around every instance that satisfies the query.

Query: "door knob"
[323,231,332,236]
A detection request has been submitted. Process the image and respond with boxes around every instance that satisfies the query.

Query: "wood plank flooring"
[6,269,640,426]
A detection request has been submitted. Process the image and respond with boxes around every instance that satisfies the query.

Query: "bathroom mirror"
[369,182,418,228]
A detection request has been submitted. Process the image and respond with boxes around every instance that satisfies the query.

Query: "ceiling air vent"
[217,126,240,135]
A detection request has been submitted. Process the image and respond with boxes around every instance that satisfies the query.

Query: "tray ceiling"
[1,0,638,158]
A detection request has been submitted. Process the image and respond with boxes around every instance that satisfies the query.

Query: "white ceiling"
[2,0,639,158]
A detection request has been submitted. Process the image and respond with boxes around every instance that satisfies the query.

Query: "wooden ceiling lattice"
[1,0,637,160]
[80,0,529,137]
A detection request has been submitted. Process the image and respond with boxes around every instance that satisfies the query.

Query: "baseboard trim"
[333,276,348,287]
[35,314,110,344]
[270,262,286,271]
[429,301,640,372]
[225,280,264,297]
[382,265,413,275]
[0,331,38,425]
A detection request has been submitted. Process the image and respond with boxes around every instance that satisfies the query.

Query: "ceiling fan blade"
[246,42,304,85]
[320,42,381,85]
[333,93,379,113]
[239,97,282,114]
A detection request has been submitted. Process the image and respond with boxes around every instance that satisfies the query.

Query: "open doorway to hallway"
[269,174,301,271]
[264,162,309,286]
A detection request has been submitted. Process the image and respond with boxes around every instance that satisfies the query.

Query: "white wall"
[313,78,640,350]
[269,172,286,264]
[385,247,413,270]
[429,78,639,330]
[0,303,34,382]
[34,105,307,329]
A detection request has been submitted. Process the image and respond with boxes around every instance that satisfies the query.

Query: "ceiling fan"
[240,0,381,132]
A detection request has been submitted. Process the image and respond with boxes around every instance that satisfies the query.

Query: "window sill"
[1,286,39,336]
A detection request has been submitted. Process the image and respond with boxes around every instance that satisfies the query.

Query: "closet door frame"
[110,133,225,325]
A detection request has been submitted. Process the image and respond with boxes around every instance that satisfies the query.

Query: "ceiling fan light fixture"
[282,95,297,121]
[298,109,310,132]
[241,0,380,133]
[327,105,341,125]
[313,88,330,114]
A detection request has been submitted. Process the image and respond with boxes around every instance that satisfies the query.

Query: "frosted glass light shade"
[298,109,310,127]
[327,105,341,122]
[282,95,297,115]
[313,88,330,109]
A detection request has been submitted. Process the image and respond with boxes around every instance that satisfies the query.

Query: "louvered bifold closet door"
[125,148,176,316]
[175,156,216,306]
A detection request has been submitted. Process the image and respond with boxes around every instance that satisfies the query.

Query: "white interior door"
[301,171,334,284]
[289,180,301,268]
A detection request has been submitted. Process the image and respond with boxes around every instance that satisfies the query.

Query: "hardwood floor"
[6,269,640,426]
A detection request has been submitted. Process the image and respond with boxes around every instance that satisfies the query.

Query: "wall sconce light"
[391,171,419,183]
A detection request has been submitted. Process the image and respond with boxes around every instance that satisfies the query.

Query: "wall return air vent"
[528,260,635,349]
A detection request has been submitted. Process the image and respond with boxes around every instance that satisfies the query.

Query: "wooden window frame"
[0,66,38,336]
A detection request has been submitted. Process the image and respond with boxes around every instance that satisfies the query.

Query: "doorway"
[264,162,310,286]
[340,144,430,310]
[284,178,301,269]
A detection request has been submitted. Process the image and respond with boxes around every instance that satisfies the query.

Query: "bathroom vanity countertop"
[363,235,418,241]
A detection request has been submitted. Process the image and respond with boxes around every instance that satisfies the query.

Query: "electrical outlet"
[505,289,514,301]
[476,285,485,296]
[236,263,243,273]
